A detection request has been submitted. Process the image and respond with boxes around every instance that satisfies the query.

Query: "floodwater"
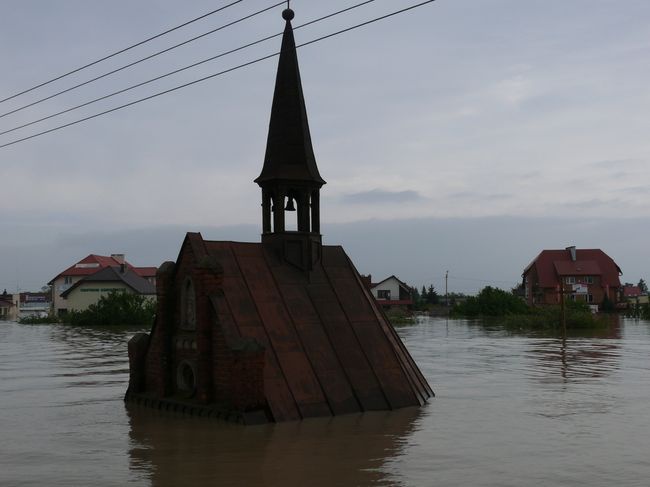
[1,317,649,487]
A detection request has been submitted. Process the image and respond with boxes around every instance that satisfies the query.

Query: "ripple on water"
[2,319,650,486]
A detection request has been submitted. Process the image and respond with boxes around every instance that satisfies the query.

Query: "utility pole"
[560,277,566,333]
[445,270,449,307]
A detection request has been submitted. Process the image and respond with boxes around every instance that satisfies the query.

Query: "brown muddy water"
[1,317,649,486]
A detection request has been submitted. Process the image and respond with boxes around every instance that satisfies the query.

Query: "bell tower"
[255,7,326,271]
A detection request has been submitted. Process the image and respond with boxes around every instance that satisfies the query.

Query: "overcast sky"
[1,0,649,293]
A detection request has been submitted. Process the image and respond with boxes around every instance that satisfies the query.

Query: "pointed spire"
[255,7,325,186]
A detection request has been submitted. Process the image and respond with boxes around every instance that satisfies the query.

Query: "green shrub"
[384,306,415,326]
[451,286,528,317]
[65,291,155,326]
[452,286,606,330]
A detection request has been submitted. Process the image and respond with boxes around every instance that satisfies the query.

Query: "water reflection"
[526,338,621,382]
[126,405,424,487]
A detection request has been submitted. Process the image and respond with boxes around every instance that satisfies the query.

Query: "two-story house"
[370,275,414,309]
[49,254,157,315]
[522,246,622,308]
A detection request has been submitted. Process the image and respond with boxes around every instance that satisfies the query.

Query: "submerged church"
[126,8,433,423]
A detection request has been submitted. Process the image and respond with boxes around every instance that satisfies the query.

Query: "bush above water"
[65,291,156,327]
[452,286,607,330]
[451,286,529,317]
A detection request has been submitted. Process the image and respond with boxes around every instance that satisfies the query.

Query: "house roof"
[180,232,432,422]
[0,291,15,306]
[624,285,642,297]
[49,254,156,284]
[371,275,412,292]
[135,267,157,278]
[60,266,156,297]
[553,260,602,276]
[523,248,621,288]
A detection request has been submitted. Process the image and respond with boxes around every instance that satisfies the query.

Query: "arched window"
[181,278,196,330]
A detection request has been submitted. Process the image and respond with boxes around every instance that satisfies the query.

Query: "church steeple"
[255,7,325,187]
[255,8,325,241]
[255,7,325,271]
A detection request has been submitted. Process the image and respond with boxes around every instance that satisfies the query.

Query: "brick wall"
[132,235,266,414]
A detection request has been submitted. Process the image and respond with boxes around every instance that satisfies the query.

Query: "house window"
[377,290,391,300]
[565,276,576,284]
[585,276,594,284]
[587,294,594,303]
[64,276,73,284]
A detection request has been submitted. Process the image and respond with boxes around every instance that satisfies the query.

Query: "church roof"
[186,232,432,421]
[255,9,325,186]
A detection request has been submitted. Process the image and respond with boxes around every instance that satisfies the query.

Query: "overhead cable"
[0,1,286,120]
[0,0,244,105]
[0,0,437,150]
[0,0,378,138]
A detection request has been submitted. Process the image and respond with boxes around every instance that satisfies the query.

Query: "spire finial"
[282,2,294,21]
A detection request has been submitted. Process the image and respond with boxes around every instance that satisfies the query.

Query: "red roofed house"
[623,285,649,305]
[370,275,414,309]
[623,285,642,298]
[522,246,622,308]
[49,254,157,316]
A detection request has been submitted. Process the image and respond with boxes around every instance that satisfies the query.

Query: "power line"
[0,0,378,138]
[0,0,245,105]
[421,275,520,285]
[0,0,437,150]
[449,276,520,285]
[0,0,286,120]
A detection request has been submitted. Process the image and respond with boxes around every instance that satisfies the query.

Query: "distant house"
[522,246,622,308]
[623,285,642,298]
[370,275,414,309]
[0,290,18,321]
[49,254,157,315]
[623,285,649,305]
[60,266,156,312]
[18,292,51,319]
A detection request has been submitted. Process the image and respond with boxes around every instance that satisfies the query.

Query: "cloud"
[586,158,642,169]
[615,186,649,195]
[561,198,625,209]
[448,192,512,201]
[491,75,535,106]
[341,189,425,204]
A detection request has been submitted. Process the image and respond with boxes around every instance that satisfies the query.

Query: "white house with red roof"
[370,275,414,309]
[522,246,622,308]
[49,254,157,316]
